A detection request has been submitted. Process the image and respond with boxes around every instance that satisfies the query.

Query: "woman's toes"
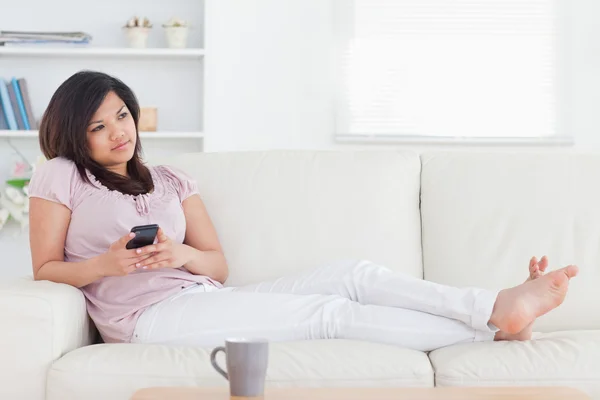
[539,255,549,272]
[529,257,538,271]
[528,264,540,281]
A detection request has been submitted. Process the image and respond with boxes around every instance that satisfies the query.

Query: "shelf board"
[0,47,204,58]
[0,130,203,139]
[140,131,204,139]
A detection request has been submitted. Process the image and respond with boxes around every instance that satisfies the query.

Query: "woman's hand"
[96,232,155,277]
[136,228,195,270]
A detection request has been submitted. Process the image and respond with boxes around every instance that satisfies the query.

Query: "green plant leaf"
[6,178,29,188]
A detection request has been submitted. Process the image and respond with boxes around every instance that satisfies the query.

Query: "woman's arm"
[29,198,104,288]
[180,194,229,283]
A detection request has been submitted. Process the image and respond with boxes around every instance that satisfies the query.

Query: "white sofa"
[1,150,599,400]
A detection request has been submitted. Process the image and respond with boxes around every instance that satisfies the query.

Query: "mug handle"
[210,346,229,380]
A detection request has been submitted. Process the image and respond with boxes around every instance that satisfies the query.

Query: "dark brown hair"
[39,70,153,196]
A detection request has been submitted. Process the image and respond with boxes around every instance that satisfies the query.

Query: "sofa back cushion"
[420,151,599,331]
[167,150,423,286]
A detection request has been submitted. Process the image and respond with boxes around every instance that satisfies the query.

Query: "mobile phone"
[126,224,159,249]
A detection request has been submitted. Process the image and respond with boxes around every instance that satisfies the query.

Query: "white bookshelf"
[0,0,206,190]
[0,47,205,58]
[0,130,203,139]
[0,0,206,175]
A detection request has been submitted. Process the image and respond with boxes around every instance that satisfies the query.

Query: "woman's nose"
[110,128,125,141]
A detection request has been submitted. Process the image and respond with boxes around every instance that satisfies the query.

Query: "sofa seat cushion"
[47,339,433,400]
[430,330,600,398]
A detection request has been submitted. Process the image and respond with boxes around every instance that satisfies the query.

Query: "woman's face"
[87,91,137,171]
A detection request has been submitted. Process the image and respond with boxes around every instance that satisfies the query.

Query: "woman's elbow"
[216,259,229,284]
[32,263,46,281]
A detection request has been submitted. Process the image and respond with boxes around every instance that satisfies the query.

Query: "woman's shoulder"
[28,157,82,209]
[152,164,193,180]
[151,164,199,202]
[31,157,79,180]
[34,156,78,176]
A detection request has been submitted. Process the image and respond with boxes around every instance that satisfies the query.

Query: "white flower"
[163,17,187,27]
[0,208,8,231]
[125,16,152,28]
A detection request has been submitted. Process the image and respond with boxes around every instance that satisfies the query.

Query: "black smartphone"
[126,224,159,249]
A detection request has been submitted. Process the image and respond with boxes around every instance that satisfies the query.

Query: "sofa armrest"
[0,277,94,400]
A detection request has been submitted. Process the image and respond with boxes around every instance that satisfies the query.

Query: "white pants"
[132,260,499,351]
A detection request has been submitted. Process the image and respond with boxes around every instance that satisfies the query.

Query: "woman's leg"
[131,284,494,352]
[232,259,579,335]
[232,260,496,332]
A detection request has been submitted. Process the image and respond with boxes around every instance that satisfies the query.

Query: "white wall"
[204,0,335,151]
[204,0,600,152]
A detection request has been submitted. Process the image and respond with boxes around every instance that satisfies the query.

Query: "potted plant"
[123,16,152,48]
[162,17,189,49]
[0,186,28,233]
[0,159,33,233]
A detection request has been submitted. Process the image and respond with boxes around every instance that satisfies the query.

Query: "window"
[334,0,564,142]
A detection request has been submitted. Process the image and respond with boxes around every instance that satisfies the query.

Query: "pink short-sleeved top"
[27,157,222,343]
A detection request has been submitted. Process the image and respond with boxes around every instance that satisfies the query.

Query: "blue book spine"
[0,80,17,130]
[0,101,7,129]
[11,77,30,130]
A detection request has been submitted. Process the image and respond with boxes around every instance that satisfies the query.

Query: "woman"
[28,70,578,351]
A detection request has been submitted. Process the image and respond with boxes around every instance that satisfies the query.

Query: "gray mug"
[210,338,269,397]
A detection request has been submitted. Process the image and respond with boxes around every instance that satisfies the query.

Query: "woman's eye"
[119,112,128,119]
[92,125,104,132]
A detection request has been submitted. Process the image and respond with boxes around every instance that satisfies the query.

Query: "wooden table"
[131,386,590,400]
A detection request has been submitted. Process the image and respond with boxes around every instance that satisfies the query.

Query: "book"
[12,78,30,130]
[6,81,25,129]
[3,40,91,47]
[0,30,91,39]
[0,99,7,129]
[0,81,17,130]
[0,30,92,45]
[17,78,36,129]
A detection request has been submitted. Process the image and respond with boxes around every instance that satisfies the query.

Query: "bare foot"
[490,264,578,335]
[495,256,548,341]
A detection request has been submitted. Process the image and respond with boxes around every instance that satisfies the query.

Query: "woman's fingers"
[131,253,155,266]
[126,243,167,258]
[157,227,169,243]
[112,232,135,251]
[134,252,171,269]
[144,260,171,269]
[146,242,169,253]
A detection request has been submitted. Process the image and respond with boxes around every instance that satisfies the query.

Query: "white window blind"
[334,0,559,141]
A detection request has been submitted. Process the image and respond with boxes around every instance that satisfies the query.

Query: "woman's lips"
[112,140,130,151]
